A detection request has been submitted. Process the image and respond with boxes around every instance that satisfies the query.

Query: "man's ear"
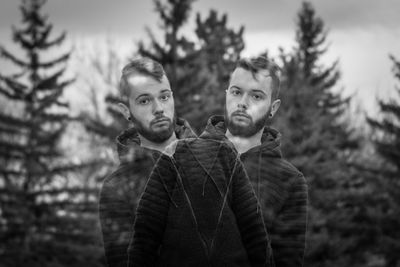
[117,103,131,121]
[270,99,281,118]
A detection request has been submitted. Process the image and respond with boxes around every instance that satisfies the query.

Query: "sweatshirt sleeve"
[99,165,139,267]
[127,154,174,267]
[229,148,274,267]
[271,174,308,267]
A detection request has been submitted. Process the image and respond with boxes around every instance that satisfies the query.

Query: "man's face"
[225,67,274,137]
[127,74,175,143]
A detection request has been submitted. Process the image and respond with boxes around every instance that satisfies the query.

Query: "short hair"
[119,57,166,98]
[235,56,281,100]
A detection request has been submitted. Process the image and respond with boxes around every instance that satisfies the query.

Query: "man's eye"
[252,94,263,100]
[231,90,241,96]
[160,94,170,101]
[138,98,150,105]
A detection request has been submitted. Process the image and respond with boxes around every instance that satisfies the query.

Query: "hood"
[116,117,196,163]
[201,115,282,158]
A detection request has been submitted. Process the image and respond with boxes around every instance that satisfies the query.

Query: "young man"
[99,58,196,267]
[201,56,308,266]
[128,137,274,267]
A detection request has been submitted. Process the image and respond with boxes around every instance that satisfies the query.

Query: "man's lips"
[232,111,251,120]
[151,117,170,125]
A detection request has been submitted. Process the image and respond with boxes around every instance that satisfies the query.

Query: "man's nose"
[153,99,164,114]
[237,94,249,110]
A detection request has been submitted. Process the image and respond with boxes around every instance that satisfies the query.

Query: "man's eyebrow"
[160,89,172,93]
[251,89,267,95]
[135,93,150,100]
[229,85,241,90]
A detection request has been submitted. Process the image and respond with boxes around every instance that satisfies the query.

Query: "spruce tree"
[0,1,102,265]
[365,55,400,266]
[274,2,359,265]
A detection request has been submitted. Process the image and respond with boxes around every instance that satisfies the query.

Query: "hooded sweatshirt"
[99,118,196,267]
[128,137,274,267]
[201,115,308,267]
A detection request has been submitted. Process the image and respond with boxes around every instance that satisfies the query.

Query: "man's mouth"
[232,111,250,119]
[151,117,170,125]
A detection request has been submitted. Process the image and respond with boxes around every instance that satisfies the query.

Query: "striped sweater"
[128,138,274,267]
[98,118,196,267]
[201,115,308,267]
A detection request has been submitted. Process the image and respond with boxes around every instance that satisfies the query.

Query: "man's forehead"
[127,75,157,86]
[231,68,272,87]
[127,74,171,96]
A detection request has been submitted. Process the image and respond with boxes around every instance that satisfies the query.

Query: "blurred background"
[0,0,399,266]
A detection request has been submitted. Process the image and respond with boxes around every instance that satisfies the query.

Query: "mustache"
[150,115,171,125]
[231,110,251,119]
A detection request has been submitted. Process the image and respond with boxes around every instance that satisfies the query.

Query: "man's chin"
[228,121,260,138]
[231,118,250,127]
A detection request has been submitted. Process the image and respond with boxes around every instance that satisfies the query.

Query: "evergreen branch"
[0,86,23,100]
[0,149,25,161]
[0,113,31,128]
[0,46,29,67]
[379,101,400,120]
[80,114,119,140]
[35,90,64,113]
[0,73,28,96]
[13,30,35,50]
[55,100,69,108]
[36,24,52,47]
[40,31,66,49]
[35,68,66,90]
[0,124,24,135]
[38,53,70,69]
[38,112,70,123]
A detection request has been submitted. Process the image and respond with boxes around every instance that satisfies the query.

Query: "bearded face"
[225,68,275,137]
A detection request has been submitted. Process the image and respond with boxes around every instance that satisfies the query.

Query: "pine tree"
[273,2,360,265]
[0,1,103,265]
[365,55,400,266]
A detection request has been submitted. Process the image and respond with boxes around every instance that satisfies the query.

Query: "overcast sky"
[1,0,399,113]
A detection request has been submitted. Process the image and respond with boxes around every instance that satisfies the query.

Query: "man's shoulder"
[101,161,152,192]
[275,158,307,187]
[259,156,306,184]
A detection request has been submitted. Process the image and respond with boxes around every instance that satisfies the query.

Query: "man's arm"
[270,174,308,267]
[127,155,174,267]
[229,148,274,267]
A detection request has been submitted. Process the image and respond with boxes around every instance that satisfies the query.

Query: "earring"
[128,116,131,121]
[269,113,273,118]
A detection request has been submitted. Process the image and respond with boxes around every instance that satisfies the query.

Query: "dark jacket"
[128,138,273,267]
[201,115,308,267]
[99,118,196,267]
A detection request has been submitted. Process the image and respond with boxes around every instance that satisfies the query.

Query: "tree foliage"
[0,1,103,266]
[364,55,400,266]
[270,2,364,266]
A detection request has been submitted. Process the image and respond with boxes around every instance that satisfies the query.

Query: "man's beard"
[132,114,176,143]
[224,107,269,137]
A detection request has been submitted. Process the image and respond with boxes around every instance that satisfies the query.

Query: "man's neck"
[139,132,178,155]
[225,128,263,154]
